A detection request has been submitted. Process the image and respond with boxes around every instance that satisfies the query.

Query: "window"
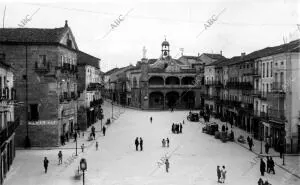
[275,62,278,66]
[247,64,249,68]
[29,104,39,121]
[266,62,269,77]
[281,61,284,65]
[263,63,265,77]
[271,62,273,77]
[38,55,47,67]
[251,63,253,67]
[266,84,269,93]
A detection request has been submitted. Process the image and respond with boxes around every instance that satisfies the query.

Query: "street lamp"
[80,158,87,185]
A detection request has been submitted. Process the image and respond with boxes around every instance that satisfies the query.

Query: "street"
[4,103,299,185]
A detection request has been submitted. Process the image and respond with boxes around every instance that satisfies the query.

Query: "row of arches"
[149,91,195,109]
[148,76,195,86]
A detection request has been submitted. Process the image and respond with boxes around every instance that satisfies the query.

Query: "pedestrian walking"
[74,132,77,142]
[96,141,99,151]
[150,117,152,123]
[220,166,226,183]
[91,126,96,139]
[102,126,106,136]
[162,139,166,147]
[58,151,62,165]
[166,138,169,147]
[260,158,266,176]
[249,138,254,151]
[81,144,84,153]
[165,159,170,173]
[179,123,183,133]
[269,157,275,174]
[172,123,175,133]
[217,165,221,183]
[135,137,139,151]
[139,137,143,151]
[265,142,269,154]
[183,120,185,124]
[266,156,270,173]
[43,157,49,173]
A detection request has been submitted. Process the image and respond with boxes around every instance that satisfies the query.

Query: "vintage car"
[202,122,219,135]
[187,112,199,122]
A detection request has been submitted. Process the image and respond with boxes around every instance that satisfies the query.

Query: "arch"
[181,91,195,109]
[149,91,164,108]
[165,76,180,85]
[181,76,195,85]
[148,76,164,85]
[166,91,179,108]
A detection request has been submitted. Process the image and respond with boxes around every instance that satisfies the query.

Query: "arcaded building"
[127,40,204,110]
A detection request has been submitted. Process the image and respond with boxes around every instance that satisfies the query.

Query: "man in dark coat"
[102,126,106,136]
[135,137,139,151]
[179,123,183,133]
[249,138,254,151]
[139,137,143,151]
[260,158,266,176]
[172,123,175,133]
[266,156,270,173]
[269,157,275,174]
[265,142,269,154]
[217,165,221,183]
[43,157,49,173]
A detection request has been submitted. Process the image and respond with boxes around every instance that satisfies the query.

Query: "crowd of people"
[171,123,183,134]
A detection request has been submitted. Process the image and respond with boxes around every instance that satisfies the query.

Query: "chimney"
[241,52,246,57]
[220,50,223,56]
[65,20,68,28]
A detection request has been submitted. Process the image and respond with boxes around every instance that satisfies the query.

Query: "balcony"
[272,82,286,94]
[252,89,262,98]
[35,62,50,73]
[205,80,223,87]
[0,119,20,144]
[90,99,103,107]
[225,82,253,90]
[260,111,269,121]
[87,83,102,91]
[244,68,261,76]
[268,108,286,122]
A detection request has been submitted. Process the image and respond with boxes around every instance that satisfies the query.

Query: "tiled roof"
[203,53,226,60]
[77,51,100,69]
[105,67,120,75]
[180,55,200,60]
[206,58,228,66]
[0,27,67,43]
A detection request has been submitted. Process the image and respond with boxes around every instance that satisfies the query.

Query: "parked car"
[187,112,199,122]
[202,122,219,135]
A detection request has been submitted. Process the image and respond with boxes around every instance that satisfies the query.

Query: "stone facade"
[0,21,79,147]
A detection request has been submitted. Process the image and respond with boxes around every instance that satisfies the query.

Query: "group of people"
[260,157,275,176]
[162,138,170,147]
[217,165,227,183]
[171,123,183,134]
[134,137,144,151]
[247,136,254,151]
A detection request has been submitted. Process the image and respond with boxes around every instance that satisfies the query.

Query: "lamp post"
[80,158,87,185]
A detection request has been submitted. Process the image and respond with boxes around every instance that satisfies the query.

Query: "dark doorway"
[149,91,164,109]
[166,91,179,108]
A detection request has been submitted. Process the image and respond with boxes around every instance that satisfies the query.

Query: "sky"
[0,0,299,72]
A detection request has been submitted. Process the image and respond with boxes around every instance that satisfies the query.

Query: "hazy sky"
[0,0,299,72]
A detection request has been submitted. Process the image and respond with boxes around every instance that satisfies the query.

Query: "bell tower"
[161,37,170,59]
